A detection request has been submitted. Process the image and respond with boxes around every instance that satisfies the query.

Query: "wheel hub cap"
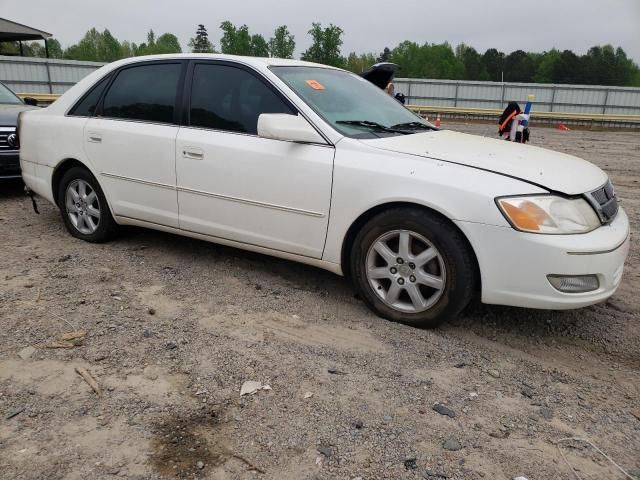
[398,264,412,276]
[366,229,446,314]
[65,179,101,235]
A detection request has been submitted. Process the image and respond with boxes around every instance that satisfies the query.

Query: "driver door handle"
[87,132,102,143]
[183,147,204,160]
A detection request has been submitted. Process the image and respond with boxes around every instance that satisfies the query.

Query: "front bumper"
[456,207,630,309]
[0,151,21,179]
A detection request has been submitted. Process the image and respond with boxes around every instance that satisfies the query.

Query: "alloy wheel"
[65,179,101,235]
[365,229,446,313]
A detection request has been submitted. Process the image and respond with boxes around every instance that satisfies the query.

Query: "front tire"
[58,167,118,242]
[350,208,476,328]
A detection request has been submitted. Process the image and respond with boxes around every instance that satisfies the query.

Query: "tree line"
[1,22,638,86]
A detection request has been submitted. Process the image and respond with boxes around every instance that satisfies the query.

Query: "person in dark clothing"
[499,102,521,138]
[498,101,530,143]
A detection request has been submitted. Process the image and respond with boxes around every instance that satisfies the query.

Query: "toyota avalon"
[18,55,630,327]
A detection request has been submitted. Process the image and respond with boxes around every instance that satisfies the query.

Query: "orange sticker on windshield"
[305,79,325,90]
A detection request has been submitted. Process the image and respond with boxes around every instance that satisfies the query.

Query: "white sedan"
[19,54,630,327]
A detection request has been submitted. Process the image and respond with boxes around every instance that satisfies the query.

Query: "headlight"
[496,195,601,234]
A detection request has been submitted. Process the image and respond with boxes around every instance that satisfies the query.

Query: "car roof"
[44,54,344,115]
[108,53,340,70]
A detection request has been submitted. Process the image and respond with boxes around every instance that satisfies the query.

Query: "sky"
[2,0,639,62]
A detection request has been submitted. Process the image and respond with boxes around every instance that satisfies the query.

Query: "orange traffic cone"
[435,114,441,128]
[557,123,570,131]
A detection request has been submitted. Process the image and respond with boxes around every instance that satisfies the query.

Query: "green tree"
[137,31,182,55]
[219,21,270,57]
[503,50,536,82]
[64,28,123,62]
[219,21,252,55]
[456,43,489,80]
[98,29,122,61]
[8,24,639,87]
[27,38,64,58]
[134,30,154,55]
[389,41,423,77]
[188,24,215,53]
[120,40,136,58]
[582,45,638,86]
[429,42,465,79]
[344,52,377,73]
[612,47,636,86]
[47,38,64,58]
[552,50,583,84]
[482,48,505,82]
[390,41,464,79]
[155,33,182,54]
[268,25,295,58]
[0,41,40,56]
[533,49,560,83]
[251,34,269,57]
[300,23,345,67]
[377,47,391,63]
[0,42,18,55]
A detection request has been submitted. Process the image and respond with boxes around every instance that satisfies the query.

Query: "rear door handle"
[182,147,204,160]
[87,132,102,143]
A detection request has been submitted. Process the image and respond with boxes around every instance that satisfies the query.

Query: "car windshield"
[271,66,435,139]
[0,83,23,105]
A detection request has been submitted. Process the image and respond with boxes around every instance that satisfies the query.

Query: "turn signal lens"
[499,200,551,231]
[497,195,600,234]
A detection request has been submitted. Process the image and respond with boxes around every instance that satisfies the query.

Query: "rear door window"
[68,74,112,117]
[102,63,181,123]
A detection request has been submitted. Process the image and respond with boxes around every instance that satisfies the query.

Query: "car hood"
[363,130,607,195]
[0,104,39,125]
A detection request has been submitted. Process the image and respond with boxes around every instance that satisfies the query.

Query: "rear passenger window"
[68,74,112,117]
[189,64,294,134]
[102,63,181,123]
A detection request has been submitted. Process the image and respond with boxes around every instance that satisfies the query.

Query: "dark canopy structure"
[0,18,52,57]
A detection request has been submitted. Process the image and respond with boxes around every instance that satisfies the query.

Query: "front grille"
[0,126,18,151]
[585,179,618,224]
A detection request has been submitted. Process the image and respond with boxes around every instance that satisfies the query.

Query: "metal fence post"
[500,82,505,108]
[551,85,558,112]
[44,60,53,94]
[602,89,610,114]
[454,82,459,107]
[407,81,412,105]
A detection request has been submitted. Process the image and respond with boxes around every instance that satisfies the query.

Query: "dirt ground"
[1,124,638,480]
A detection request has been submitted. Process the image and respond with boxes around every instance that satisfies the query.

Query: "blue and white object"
[521,94,534,128]
[513,95,534,142]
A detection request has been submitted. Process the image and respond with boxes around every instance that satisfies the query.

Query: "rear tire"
[350,208,476,328]
[58,167,118,243]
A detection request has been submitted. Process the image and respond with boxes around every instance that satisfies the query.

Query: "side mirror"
[23,97,38,106]
[258,114,325,144]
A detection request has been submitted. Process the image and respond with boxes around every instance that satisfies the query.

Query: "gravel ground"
[1,123,639,480]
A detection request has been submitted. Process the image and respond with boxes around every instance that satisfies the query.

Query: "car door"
[83,61,184,227]
[175,61,334,258]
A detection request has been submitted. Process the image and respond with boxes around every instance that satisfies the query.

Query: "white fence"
[2,55,640,116]
[393,78,640,116]
[0,55,104,94]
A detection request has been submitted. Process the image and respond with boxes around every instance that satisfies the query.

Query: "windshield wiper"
[390,121,438,131]
[335,120,410,134]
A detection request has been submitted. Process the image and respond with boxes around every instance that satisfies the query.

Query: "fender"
[50,158,119,220]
